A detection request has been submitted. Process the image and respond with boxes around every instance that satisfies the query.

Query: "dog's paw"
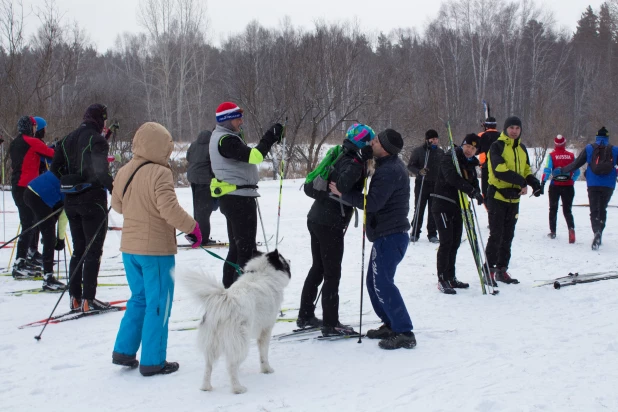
[260,366,274,374]
[200,383,213,391]
[232,385,247,394]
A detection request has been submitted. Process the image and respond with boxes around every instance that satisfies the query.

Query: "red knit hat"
[554,134,565,147]
[215,102,243,123]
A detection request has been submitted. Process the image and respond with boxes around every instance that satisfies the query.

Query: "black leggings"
[219,195,258,288]
[548,185,575,233]
[432,208,463,281]
[11,186,35,260]
[588,186,614,234]
[23,189,58,274]
[299,220,345,327]
[191,183,213,243]
[65,199,108,300]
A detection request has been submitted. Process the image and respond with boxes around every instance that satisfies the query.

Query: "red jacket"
[542,147,577,187]
[9,134,55,187]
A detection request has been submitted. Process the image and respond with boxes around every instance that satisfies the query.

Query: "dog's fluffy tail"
[182,270,226,308]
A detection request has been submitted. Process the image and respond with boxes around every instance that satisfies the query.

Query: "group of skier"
[5,100,618,359]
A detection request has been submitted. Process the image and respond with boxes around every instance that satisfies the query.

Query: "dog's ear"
[267,249,291,278]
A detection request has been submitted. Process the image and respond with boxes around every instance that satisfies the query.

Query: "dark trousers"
[588,186,614,234]
[219,195,258,288]
[411,178,437,238]
[66,199,108,300]
[366,232,413,333]
[485,195,519,269]
[548,185,575,233]
[11,186,35,260]
[23,189,57,274]
[299,220,345,327]
[432,208,463,281]
[191,183,213,243]
[481,165,489,200]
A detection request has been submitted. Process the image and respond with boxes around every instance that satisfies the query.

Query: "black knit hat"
[597,127,609,137]
[461,133,480,148]
[484,116,497,127]
[503,116,522,132]
[378,129,403,155]
[425,129,439,140]
[83,103,108,133]
[17,115,35,135]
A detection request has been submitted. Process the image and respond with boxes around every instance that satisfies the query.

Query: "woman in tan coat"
[111,122,202,376]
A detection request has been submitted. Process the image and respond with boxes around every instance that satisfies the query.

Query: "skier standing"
[298,123,374,337]
[540,135,580,242]
[477,116,500,201]
[331,129,415,350]
[556,127,618,250]
[407,129,442,243]
[431,134,483,295]
[485,116,542,284]
[187,130,217,245]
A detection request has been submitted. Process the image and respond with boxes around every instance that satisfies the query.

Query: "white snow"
[1,179,617,411]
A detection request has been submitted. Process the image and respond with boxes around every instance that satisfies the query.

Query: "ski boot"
[548,232,556,239]
[568,228,576,244]
[428,235,439,244]
[70,296,81,312]
[437,280,456,294]
[486,268,499,287]
[449,277,469,289]
[81,298,111,312]
[378,332,416,350]
[296,316,323,329]
[42,273,66,291]
[27,249,44,267]
[495,267,519,284]
[321,322,358,337]
[12,258,41,279]
[592,231,602,250]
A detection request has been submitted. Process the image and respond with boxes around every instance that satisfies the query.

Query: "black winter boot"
[437,280,456,295]
[378,332,417,350]
[366,324,395,339]
[449,278,469,289]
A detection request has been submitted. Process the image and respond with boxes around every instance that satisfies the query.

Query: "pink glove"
[184,222,202,248]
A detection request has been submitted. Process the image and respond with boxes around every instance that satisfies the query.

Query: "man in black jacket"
[407,129,442,243]
[478,117,500,200]
[187,130,216,245]
[431,134,483,295]
[299,123,374,338]
[332,129,415,350]
[51,104,114,312]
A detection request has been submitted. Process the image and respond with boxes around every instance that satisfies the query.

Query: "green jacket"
[487,133,533,203]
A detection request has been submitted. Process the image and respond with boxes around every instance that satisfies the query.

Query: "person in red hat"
[540,135,580,243]
[209,102,283,288]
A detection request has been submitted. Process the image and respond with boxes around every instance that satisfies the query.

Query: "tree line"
[0,0,615,180]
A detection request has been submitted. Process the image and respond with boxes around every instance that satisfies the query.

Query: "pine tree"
[573,5,599,50]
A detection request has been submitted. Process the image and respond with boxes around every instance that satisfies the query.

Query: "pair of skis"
[445,121,498,295]
[18,299,127,329]
[534,271,618,289]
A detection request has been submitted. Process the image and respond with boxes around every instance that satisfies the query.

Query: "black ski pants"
[432,208,463,281]
[411,178,437,238]
[299,220,345,327]
[588,186,614,234]
[548,185,575,233]
[481,165,490,201]
[191,183,213,244]
[485,195,519,270]
[11,186,35,261]
[219,195,258,288]
[65,197,107,300]
[23,189,58,274]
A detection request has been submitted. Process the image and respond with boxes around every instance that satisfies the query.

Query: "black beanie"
[503,116,522,132]
[484,116,497,128]
[17,115,35,135]
[597,127,609,137]
[83,104,108,133]
[378,129,403,155]
[461,133,480,148]
[425,129,439,140]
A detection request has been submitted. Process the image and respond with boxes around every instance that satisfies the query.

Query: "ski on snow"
[18,300,128,329]
[533,271,618,288]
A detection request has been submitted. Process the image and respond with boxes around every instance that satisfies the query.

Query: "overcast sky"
[20,0,604,52]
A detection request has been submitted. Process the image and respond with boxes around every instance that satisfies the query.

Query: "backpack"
[304,145,345,191]
[589,144,615,175]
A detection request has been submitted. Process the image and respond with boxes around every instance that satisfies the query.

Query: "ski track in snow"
[1,180,618,411]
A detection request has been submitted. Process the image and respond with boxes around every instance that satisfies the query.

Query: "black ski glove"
[470,188,484,205]
[359,145,373,162]
[262,123,284,146]
[54,238,65,251]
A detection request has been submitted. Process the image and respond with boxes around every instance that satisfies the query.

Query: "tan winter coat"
[112,122,196,255]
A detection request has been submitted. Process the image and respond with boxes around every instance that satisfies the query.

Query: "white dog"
[183,249,291,394]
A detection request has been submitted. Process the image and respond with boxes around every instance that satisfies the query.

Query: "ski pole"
[7,223,19,268]
[1,142,5,241]
[358,174,368,344]
[0,207,63,250]
[411,149,430,243]
[35,206,111,341]
[255,198,270,253]
[275,118,288,250]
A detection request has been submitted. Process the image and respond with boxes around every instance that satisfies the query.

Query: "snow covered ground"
[1,179,617,412]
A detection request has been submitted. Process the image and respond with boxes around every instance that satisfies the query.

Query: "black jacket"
[407,142,443,182]
[431,147,480,213]
[51,121,113,202]
[304,140,366,230]
[187,130,214,185]
[343,155,411,242]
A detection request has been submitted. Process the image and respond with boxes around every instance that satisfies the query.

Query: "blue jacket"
[28,170,64,209]
[562,136,618,189]
[343,155,410,242]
